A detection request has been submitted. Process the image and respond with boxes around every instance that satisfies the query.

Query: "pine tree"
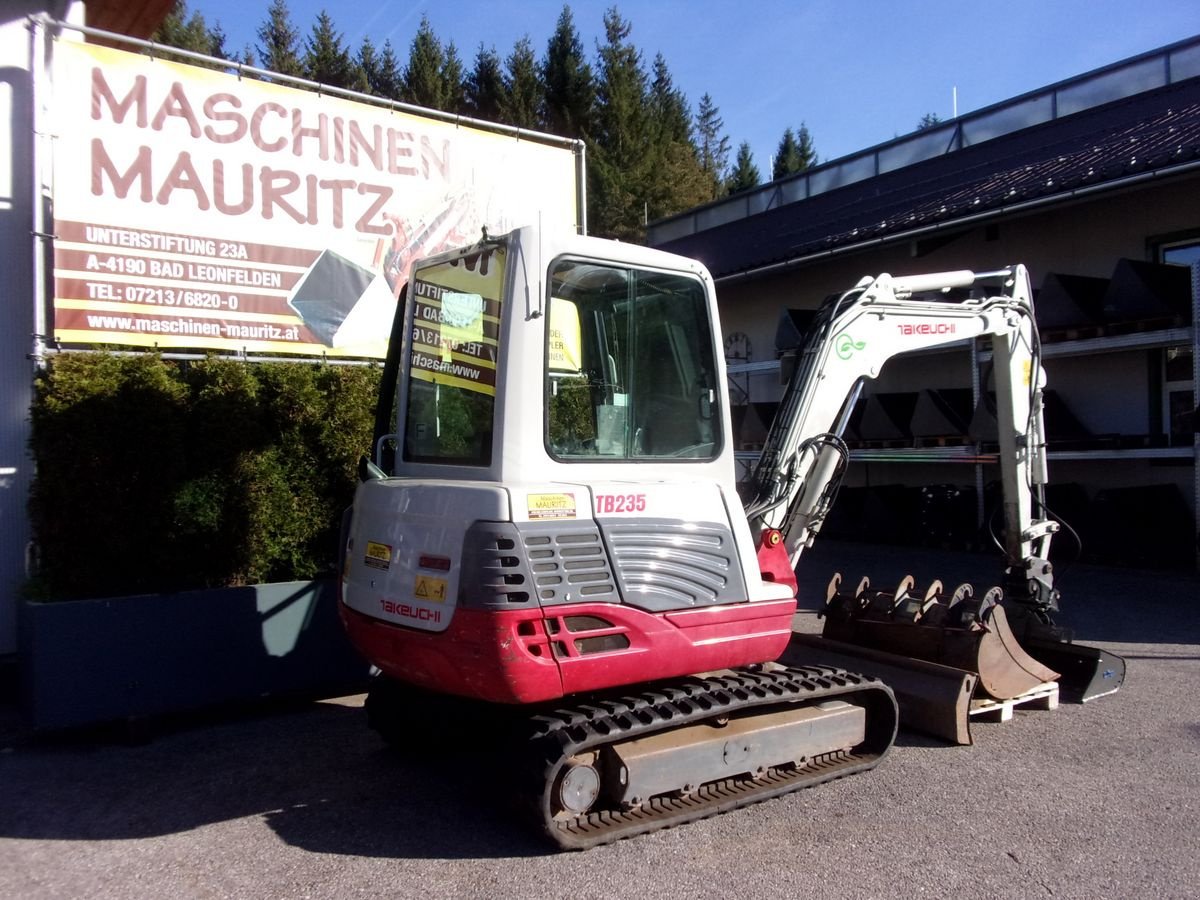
[503,36,541,129]
[442,42,467,114]
[303,10,365,91]
[650,55,693,142]
[773,123,818,179]
[540,5,594,139]
[256,0,303,78]
[465,44,507,122]
[695,93,730,200]
[152,0,227,62]
[645,54,708,220]
[917,112,942,130]
[773,128,800,180]
[402,15,447,108]
[795,122,817,169]
[358,36,380,95]
[374,40,403,101]
[589,8,655,240]
[726,141,761,194]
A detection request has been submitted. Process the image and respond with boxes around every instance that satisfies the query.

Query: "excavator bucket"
[819,573,1126,705]
[1018,637,1126,703]
[820,574,1060,701]
[782,632,978,745]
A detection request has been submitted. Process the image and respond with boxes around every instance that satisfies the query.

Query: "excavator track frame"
[527,665,897,850]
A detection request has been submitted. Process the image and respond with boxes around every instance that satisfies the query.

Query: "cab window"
[546,260,720,461]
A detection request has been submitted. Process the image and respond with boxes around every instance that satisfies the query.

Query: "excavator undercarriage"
[367,665,897,850]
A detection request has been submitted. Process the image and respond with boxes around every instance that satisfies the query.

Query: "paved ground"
[2,541,1198,899]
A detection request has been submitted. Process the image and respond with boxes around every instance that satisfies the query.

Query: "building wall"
[0,7,45,656]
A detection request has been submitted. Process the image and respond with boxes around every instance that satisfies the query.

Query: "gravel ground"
[2,541,1197,900]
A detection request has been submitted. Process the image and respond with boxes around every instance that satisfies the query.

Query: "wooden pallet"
[969,681,1059,722]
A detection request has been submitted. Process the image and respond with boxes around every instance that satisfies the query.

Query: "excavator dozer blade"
[821,575,1060,702]
[783,633,978,745]
[1020,638,1126,703]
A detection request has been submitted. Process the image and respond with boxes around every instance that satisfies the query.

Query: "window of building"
[1158,240,1197,443]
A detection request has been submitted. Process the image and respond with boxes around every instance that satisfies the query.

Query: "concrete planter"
[19,580,370,731]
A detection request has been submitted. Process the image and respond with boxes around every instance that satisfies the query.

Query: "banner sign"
[49,41,579,358]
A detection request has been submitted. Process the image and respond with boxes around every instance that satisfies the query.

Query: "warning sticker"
[365,541,392,570]
[528,492,577,520]
[414,575,448,602]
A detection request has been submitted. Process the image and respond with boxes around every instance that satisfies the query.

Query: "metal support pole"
[29,14,50,370]
[1192,263,1199,569]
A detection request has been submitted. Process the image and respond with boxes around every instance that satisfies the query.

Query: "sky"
[188,0,1200,172]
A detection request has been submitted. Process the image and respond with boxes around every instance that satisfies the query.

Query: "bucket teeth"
[825,573,995,629]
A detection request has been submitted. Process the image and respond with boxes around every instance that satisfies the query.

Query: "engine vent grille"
[522,527,618,606]
[601,520,748,612]
[460,522,536,609]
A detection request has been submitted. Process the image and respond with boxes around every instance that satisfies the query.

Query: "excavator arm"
[749,264,1124,705]
[748,267,1053,583]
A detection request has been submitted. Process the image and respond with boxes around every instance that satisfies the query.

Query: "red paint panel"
[341,597,798,704]
[340,604,563,704]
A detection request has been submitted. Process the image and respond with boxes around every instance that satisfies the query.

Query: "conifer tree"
[795,122,817,169]
[255,0,303,77]
[540,5,594,139]
[303,10,365,91]
[649,54,690,144]
[773,127,800,180]
[152,0,227,62]
[726,141,761,194]
[644,54,709,220]
[589,8,654,240]
[503,36,541,129]
[443,42,467,114]
[465,44,507,122]
[358,35,380,95]
[374,40,403,101]
[402,16,448,108]
[695,93,730,200]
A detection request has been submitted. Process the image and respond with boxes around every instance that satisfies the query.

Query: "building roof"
[652,41,1200,281]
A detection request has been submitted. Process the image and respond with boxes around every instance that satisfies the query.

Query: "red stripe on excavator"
[340,597,798,705]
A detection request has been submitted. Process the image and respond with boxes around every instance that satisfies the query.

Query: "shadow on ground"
[0,698,549,860]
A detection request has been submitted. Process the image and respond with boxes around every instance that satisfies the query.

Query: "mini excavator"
[338,225,1123,849]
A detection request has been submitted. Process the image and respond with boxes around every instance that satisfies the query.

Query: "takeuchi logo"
[898,322,957,336]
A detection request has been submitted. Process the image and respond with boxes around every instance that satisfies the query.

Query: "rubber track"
[529,665,898,850]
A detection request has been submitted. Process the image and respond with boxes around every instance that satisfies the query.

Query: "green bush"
[28,353,379,600]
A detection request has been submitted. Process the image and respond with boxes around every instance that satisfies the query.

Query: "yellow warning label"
[365,541,392,570]
[528,492,577,520]
[414,575,448,602]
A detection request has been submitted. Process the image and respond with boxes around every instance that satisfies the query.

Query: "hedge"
[27,353,380,600]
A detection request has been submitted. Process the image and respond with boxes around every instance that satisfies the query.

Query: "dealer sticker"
[528,492,577,520]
